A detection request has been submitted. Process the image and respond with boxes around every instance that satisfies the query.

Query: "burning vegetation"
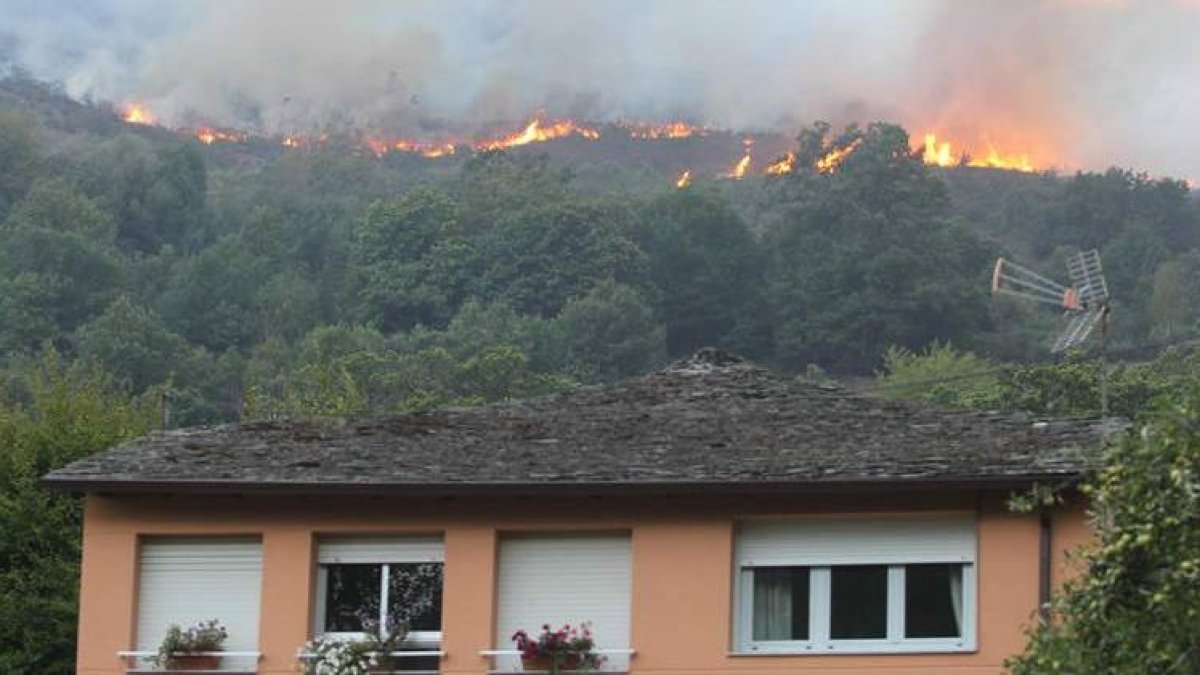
[118,100,1050,180]
[923,133,1035,172]
[120,103,156,126]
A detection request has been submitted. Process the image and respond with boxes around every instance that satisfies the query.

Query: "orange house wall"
[75,492,1091,675]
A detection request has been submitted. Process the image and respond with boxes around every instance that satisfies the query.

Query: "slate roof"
[42,349,1104,495]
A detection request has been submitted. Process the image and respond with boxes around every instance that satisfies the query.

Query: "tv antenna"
[991,249,1113,415]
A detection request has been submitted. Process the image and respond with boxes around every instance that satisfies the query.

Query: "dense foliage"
[0,354,158,674]
[1008,388,1200,674]
[878,342,1200,420]
[0,80,1195,426]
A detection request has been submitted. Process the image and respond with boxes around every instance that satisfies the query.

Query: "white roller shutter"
[136,537,263,653]
[496,533,631,669]
[318,535,444,564]
[738,515,976,566]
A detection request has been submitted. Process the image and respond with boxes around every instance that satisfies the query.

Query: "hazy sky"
[2,0,1198,177]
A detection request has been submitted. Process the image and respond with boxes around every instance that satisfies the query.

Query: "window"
[495,533,632,672]
[315,536,444,652]
[136,537,262,671]
[735,516,976,654]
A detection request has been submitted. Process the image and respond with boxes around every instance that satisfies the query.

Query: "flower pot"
[163,654,222,671]
[522,653,585,673]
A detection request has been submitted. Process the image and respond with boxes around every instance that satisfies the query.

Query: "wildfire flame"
[476,117,600,151]
[766,152,796,175]
[118,101,1048,176]
[923,133,1034,172]
[724,138,753,179]
[194,127,245,145]
[675,170,692,188]
[923,133,956,167]
[815,139,862,173]
[622,121,705,139]
[393,139,457,158]
[121,103,156,126]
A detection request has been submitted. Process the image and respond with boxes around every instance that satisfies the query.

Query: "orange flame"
[194,127,245,145]
[121,103,156,126]
[723,139,753,179]
[622,121,705,139]
[815,139,862,173]
[923,133,1035,172]
[476,117,601,151]
[766,152,796,175]
[393,139,457,158]
[675,170,692,188]
[966,142,1034,172]
[923,133,957,167]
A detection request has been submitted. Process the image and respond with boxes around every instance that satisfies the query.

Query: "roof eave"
[39,472,1086,497]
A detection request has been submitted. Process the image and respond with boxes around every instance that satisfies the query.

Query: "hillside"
[0,75,1197,425]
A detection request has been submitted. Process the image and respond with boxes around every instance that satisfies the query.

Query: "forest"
[1,74,1199,672]
[1,76,1198,426]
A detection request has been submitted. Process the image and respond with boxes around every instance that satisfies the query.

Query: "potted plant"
[301,614,417,675]
[511,622,605,674]
[154,619,227,671]
[300,636,378,675]
[302,564,441,675]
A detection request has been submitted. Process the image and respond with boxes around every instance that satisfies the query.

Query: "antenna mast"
[992,249,1113,416]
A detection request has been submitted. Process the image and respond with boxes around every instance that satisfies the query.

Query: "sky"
[2,0,1198,177]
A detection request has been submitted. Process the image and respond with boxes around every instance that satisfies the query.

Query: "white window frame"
[733,516,977,655]
[313,536,444,648]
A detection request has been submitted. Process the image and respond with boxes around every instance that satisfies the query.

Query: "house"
[43,349,1101,675]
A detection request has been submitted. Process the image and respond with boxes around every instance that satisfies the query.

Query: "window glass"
[829,565,888,639]
[905,564,963,638]
[324,564,383,632]
[387,563,444,632]
[751,567,810,641]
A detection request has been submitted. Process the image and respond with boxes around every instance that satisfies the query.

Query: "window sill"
[729,643,977,656]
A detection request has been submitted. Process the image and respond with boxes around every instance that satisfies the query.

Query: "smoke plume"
[1,0,1198,177]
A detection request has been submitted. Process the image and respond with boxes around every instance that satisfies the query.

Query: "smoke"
[1,0,1198,177]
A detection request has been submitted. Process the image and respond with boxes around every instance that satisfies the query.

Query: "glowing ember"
[476,117,601,151]
[121,103,156,126]
[766,152,796,175]
[393,140,457,158]
[815,139,862,173]
[622,121,705,139]
[363,137,390,157]
[675,170,692,188]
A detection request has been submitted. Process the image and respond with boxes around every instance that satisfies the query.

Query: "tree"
[0,354,159,674]
[558,280,666,383]
[73,296,196,393]
[159,237,270,351]
[352,189,471,331]
[876,342,1001,408]
[1149,251,1200,339]
[1008,386,1200,674]
[475,200,650,317]
[636,190,765,356]
[0,109,40,217]
[0,220,123,352]
[454,151,574,235]
[766,123,993,372]
[4,178,115,241]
